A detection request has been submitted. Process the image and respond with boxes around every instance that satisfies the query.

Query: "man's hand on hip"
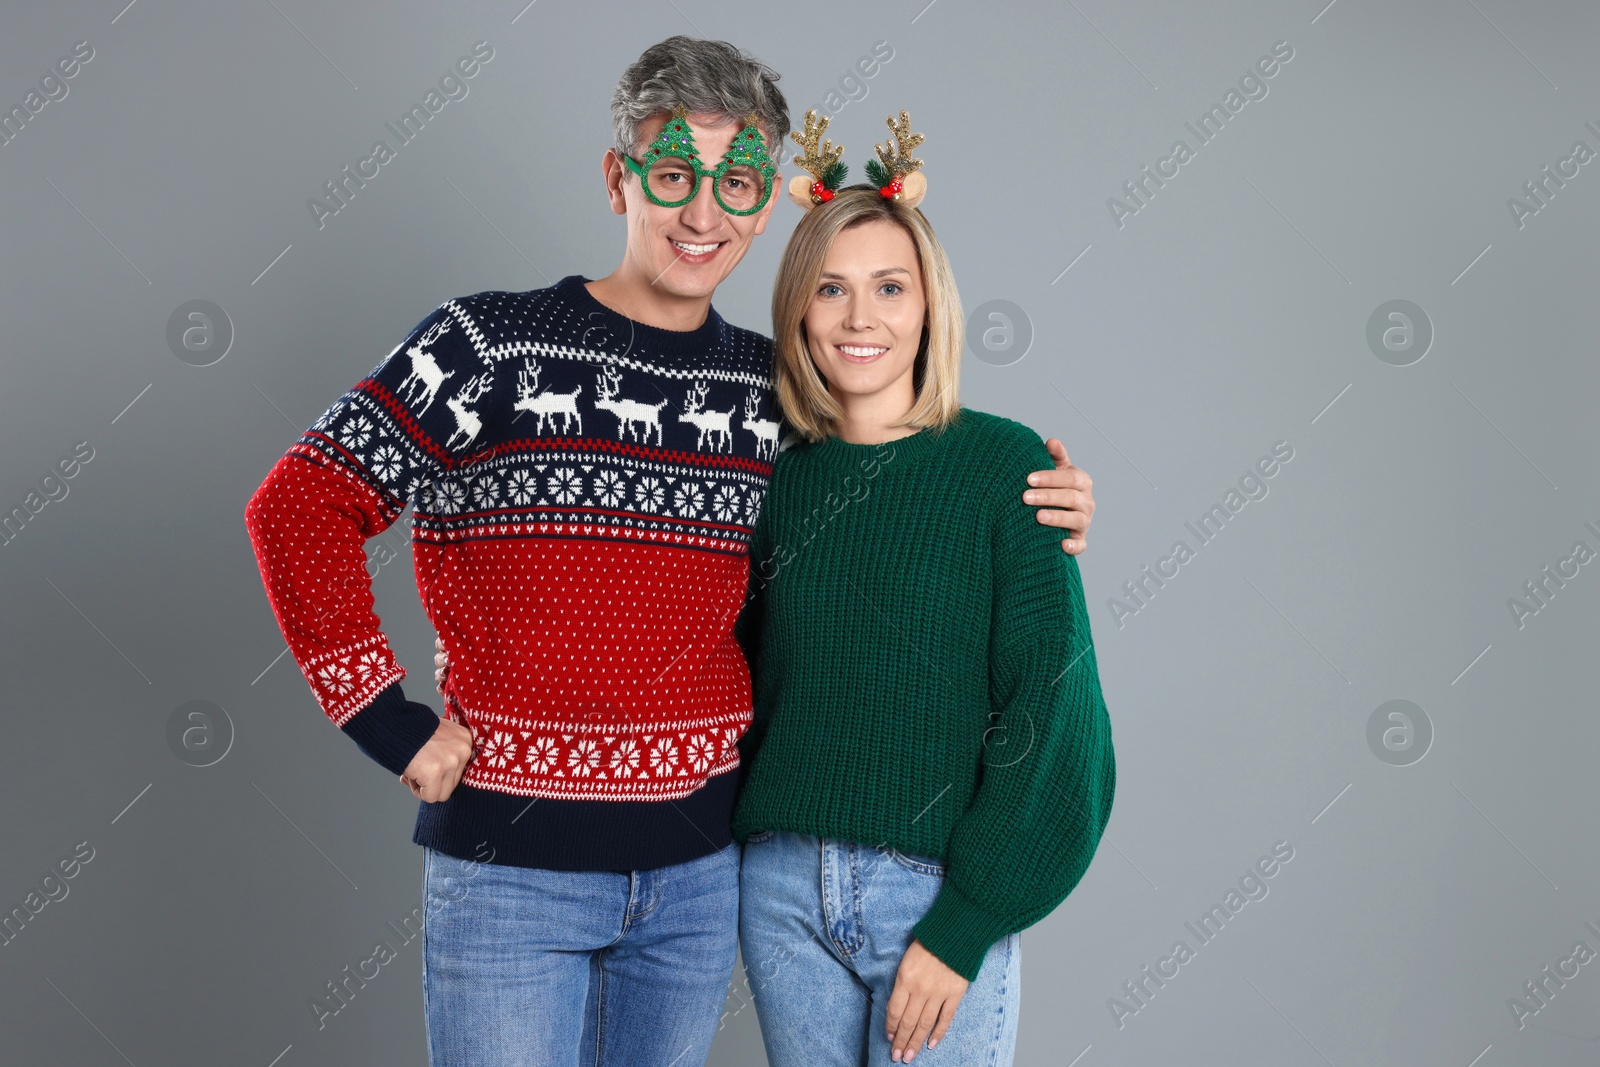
[399,715,474,803]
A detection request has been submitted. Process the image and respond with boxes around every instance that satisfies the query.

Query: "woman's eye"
[880,283,902,296]
[819,284,842,297]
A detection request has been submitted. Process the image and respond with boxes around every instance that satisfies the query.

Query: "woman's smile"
[835,342,890,364]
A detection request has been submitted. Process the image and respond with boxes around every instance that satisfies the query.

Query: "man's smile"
[669,238,726,263]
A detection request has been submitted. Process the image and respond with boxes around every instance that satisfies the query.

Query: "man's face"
[602,110,780,303]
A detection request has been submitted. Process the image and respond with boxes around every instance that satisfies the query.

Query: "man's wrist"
[339,682,440,776]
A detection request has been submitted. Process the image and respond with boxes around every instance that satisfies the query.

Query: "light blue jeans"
[421,842,741,1067]
[738,829,1021,1066]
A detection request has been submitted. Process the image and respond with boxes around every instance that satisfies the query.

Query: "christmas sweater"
[245,275,780,871]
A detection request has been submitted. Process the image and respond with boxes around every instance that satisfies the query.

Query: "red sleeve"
[243,301,492,775]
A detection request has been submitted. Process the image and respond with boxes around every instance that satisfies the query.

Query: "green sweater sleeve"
[910,427,1117,982]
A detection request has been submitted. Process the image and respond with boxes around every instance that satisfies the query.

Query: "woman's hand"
[885,938,968,1062]
[434,634,449,692]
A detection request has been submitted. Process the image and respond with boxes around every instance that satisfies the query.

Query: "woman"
[728,111,1115,1065]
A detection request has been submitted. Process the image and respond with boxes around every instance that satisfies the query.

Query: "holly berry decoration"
[805,162,845,204]
[864,159,908,200]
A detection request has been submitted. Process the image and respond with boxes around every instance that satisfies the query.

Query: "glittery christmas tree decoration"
[722,112,778,180]
[642,103,701,166]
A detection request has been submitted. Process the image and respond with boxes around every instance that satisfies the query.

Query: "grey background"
[1,0,1595,1064]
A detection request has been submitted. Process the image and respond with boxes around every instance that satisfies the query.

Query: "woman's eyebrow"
[818,267,913,280]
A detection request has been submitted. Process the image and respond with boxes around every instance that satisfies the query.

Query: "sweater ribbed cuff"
[911,878,1018,984]
[339,681,441,777]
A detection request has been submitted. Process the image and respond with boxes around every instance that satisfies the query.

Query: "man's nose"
[679,175,723,231]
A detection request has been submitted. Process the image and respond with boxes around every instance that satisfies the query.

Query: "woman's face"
[803,218,926,411]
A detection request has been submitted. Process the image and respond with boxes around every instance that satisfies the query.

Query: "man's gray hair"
[610,36,791,170]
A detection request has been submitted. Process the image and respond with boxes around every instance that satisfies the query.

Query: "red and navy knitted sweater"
[245,275,781,871]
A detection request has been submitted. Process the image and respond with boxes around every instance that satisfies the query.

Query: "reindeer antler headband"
[786,108,928,211]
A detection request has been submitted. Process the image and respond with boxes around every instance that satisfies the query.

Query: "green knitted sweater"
[731,406,1116,983]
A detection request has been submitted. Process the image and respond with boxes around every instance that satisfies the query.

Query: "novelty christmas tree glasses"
[623,105,777,216]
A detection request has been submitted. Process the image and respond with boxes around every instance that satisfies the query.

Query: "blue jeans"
[738,830,1021,1066]
[421,842,741,1067]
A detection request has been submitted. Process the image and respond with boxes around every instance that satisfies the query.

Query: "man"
[245,35,1097,1067]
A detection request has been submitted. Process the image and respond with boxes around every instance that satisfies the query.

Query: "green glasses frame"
[621,105,777,217]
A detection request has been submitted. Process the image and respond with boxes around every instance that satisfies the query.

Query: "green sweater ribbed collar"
[803,410,965,465]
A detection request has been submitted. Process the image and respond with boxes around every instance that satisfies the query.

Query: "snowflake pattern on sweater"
[245,276,778,802]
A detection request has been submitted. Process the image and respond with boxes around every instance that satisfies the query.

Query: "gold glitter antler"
[786,109,848,209]
[789,109,844,183]
[873,111,925,178]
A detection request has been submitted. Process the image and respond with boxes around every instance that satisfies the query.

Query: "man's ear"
[600,148,628,216]
[751,170,780,236]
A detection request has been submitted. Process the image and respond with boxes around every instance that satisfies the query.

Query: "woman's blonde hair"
[770,185,963,442]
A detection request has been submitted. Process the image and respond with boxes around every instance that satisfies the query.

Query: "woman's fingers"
[886,941,969,1060]
[885,984,919,1061]
[885,978,912,1046]
[893,994,943,1062]
[926,996,959,1051]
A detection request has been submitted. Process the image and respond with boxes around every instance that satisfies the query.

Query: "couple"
[246,35,1112,1067]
